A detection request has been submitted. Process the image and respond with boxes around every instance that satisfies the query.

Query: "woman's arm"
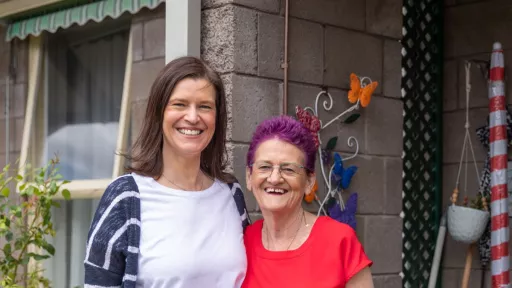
[84,176,139,286]
[228,180,251,230]
[346,267,374,288]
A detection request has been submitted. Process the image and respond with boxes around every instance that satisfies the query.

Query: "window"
[45,26,129,180]
[20,18,133,287]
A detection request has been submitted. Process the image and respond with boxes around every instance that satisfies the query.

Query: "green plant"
[469,193,490,211]
[0,157,70,288]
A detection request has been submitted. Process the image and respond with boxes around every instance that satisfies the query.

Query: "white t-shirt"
[133,173,247,288]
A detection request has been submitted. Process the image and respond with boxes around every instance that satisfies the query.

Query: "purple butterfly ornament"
[328,193,358,230]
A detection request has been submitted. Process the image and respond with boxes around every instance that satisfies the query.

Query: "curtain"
[42,30,128,288]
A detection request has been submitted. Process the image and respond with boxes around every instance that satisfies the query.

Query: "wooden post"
[461,244,474,288]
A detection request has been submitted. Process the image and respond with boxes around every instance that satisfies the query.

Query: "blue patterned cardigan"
[83,174,250,288]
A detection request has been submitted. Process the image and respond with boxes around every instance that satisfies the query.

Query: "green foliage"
[343,113,360,124]
[0,157,69,287]
[469,193,490,211]
[325,137,338,151]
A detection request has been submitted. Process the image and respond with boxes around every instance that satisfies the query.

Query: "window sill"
[55,178,113,200]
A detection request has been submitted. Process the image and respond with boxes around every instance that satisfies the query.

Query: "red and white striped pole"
[489,42,510,288]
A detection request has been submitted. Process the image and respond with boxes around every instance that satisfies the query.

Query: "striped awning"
[6,0,164,41]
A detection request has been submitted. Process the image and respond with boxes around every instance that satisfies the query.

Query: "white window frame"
[19,28,133,200]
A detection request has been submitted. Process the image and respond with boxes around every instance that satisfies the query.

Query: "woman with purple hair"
[242,115,374,288]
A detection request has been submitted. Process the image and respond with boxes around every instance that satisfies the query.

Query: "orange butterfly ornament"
[347,73,378,108]
[304,179,318,203]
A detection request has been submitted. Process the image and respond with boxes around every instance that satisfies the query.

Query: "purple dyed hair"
[246,115,317,172]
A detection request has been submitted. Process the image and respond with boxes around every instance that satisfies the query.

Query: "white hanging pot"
[445,61,490,245]
[447,204,489,244]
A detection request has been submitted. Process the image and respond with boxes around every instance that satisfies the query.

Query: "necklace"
[265,209,307,251]
[161,171,205,191]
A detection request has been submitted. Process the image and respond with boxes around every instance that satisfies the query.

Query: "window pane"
[44,30,129,180]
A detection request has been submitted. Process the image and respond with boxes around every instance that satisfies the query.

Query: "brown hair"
[125,56,234,183]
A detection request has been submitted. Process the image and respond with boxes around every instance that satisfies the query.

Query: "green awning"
[6,0,164,41]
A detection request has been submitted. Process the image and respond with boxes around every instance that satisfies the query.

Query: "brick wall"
[443,0,512,286]
[201,0,404,286]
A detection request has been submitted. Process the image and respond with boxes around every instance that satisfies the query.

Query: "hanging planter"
[447,61,490,244]
[446,60,491,288]
[447,193,489,244]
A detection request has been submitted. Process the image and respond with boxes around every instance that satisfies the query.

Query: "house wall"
[443,0,512,286]
[0,0,406,286]
[199,0,404,286]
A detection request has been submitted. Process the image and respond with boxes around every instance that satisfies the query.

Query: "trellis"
[401,0,444,287]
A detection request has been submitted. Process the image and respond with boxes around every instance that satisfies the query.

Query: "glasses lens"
[280,163,301,176]
[254,161,273,176]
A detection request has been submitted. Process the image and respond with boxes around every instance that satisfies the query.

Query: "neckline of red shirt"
[253,216,328,259]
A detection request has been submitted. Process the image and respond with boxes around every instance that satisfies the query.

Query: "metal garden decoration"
[295,73,378,230]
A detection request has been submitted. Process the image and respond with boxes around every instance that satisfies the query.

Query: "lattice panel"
[401,0,443,287]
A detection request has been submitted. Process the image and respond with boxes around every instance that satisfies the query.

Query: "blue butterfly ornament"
[331,153,358,190]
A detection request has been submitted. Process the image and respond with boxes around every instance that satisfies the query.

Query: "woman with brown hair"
[84,56,250,288]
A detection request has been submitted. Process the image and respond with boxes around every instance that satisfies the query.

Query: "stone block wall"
[201,0,404,286]
[443,0,512,286]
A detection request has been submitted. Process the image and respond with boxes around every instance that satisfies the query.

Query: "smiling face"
[246,138,315,214]
[162,78,216,158]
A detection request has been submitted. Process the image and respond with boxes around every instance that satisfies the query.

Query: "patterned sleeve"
[228,181,251,231]
[84,175,140,287]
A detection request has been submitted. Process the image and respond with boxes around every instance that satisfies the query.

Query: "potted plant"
[447,189,489,244]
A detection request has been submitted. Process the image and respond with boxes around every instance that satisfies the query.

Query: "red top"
[242,216,372,288]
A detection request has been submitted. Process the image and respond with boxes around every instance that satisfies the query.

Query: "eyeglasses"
[249,161,307,178]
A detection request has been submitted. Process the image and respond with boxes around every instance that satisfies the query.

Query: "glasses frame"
[249,161,310,179]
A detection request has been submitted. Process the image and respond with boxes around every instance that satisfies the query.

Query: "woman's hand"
[346,267,374,288]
